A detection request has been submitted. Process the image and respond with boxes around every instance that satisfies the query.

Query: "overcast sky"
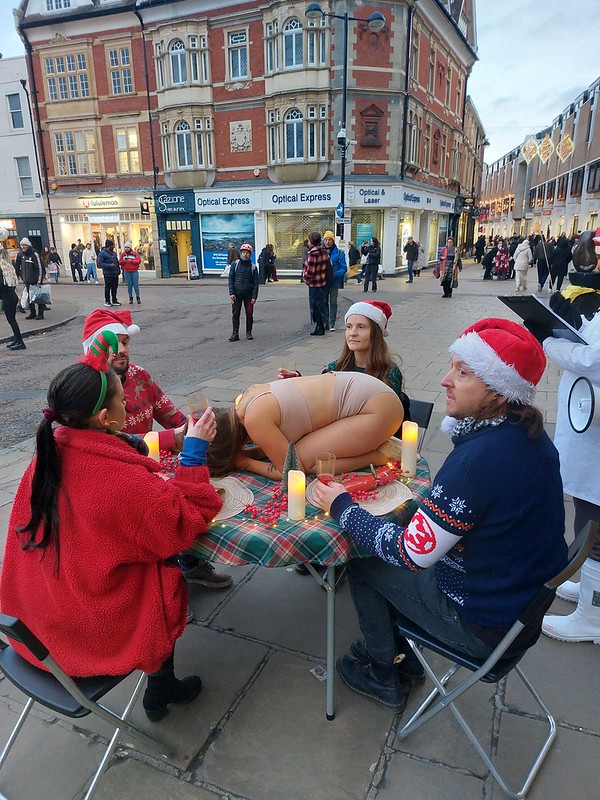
[1,1,596,166]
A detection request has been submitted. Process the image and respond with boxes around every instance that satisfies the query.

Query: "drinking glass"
[279,359,298,379]
[315,452,336,485]
[186,391,209,420]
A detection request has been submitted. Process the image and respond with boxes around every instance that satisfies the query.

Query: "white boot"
[556,579,579,603]
[542,559,600,644]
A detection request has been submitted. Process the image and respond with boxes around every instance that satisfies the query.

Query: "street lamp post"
[305,3,385,227]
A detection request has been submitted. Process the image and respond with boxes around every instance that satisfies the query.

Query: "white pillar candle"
[288,470,306,520]
[143,431,160,462]
[401,421,419,477]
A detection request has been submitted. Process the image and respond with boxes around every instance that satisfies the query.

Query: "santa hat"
[82,308,140,353]
[345,301,392,336]
[449,317,545,405]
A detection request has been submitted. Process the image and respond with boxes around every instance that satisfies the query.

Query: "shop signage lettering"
[156,193,189,213]
[439,199,452,209]
[403,192,421,204]
[81,197,119,209]
[359,188,385,205]
[271,192,332,205]
[196,196,250,208]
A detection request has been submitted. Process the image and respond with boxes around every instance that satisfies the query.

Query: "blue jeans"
[326,286,339,328]
[85,262,98,281]
[407,260,414,281]
[347,557,492,664]
[124,270,140,300]
[308,286,328,330]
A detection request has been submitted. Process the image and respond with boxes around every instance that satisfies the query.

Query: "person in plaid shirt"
[302,230,331,336]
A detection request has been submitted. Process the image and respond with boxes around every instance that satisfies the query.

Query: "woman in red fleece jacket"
[0,354,222,722]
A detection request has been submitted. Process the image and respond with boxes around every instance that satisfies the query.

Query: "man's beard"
[112,357,129,377]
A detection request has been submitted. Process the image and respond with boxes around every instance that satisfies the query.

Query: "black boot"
[336,652,408,710]
[309,326,325,336]
[143,654,202,722]
[351,635,425,686]
[8,340,26,350]
[5,337,15,348]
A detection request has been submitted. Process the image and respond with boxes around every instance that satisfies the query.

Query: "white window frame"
[7,94,24,130]
[108,47,133,95]
[115,126,140,173]
[45,53,89,100]
[228,30,249,80]
[54,129,97,176]
[284,108,304,161]
[306,17,326,67]
[265,21,279,73]
[46,0,72,9]
[175,120,193,168]
[283,19,303,69]
[170,40,187,85]
[15,156,34,197]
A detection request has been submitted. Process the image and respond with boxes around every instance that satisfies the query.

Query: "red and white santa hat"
[449,317,546,405]
[82,308,140,353]
[345,301,392,336]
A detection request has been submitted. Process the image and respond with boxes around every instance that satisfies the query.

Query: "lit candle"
[144,431,160,462]
[401,421,419,477]
[287,470,306,520]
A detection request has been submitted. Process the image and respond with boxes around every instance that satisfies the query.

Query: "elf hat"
[449,317,545,405]
[345,301,392,336]
[82,308,140,353]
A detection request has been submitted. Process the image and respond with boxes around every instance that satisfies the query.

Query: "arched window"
[285,109,303,160]
[175,120,193,167]
[283,19,303,68]
[170,40,187,85]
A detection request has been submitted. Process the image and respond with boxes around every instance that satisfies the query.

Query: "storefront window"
[0,218,19,262]
[395,212,414,268]
[267,211,331,272]
[428,216,438,261]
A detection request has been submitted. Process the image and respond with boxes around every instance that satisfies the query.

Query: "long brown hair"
[335,317,399,386]
[206,406,249,477]
[477,393,544,439]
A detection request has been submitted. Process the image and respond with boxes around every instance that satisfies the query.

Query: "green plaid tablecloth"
[188,460,431,568]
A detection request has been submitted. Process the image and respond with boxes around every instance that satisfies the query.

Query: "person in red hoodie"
[0,335,223,721]
[119,241,142,305]
[81,308,233,593]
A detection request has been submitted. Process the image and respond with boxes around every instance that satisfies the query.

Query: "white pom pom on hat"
[82,308,140,353]
[345,301,392,336]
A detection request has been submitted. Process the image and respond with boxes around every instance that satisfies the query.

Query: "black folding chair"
[394,521,597,799]
[408,398,434,450]
[0,615,173,800]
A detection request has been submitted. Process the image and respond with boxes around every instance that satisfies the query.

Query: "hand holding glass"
[315,452,336,485]
[186,391,209,420]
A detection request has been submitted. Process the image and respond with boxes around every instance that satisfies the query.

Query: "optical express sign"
[194,190,333,211]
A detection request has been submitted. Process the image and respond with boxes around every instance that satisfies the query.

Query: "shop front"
[56,194,157,272]
[154,190,200,278]
[0,215,49,262]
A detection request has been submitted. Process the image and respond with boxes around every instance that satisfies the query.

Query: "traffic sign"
[336,202,344,218]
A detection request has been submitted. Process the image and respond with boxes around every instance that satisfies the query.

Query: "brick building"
[480,76,600,242]
[16,0,484,277]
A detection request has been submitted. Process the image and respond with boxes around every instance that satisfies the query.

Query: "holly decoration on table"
[159,450,179,473]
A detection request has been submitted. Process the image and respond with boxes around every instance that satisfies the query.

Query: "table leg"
[325,566,336,720]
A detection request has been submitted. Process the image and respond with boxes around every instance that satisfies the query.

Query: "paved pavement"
[0,264,597,800]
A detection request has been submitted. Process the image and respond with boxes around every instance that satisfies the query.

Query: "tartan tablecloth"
[188,460,431,568]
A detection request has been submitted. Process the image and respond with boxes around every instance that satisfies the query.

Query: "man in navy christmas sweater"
[314,318,567,710]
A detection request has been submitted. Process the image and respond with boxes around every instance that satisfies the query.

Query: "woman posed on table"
[207,369,404,480]
[0,333,223,723]
[278,300,411,428]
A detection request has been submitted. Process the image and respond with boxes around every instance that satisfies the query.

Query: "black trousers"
[308,286,328,330]
[231,293,254,334]
[104,275,119,303]
[363,263,378,291]
[2,289,22,340]
[70,261,83,281]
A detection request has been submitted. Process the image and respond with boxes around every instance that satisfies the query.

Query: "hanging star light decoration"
[521,137,539,164]
[537,134,555,164]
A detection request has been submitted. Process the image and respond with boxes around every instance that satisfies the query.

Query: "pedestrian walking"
[82,242,99,284]
[98,239,121,306]
[228,244,259,341]
[46,246,62,283]
[68,243,84,282]
[347,240,361,283]
[413,239,427,276]
[302,230,330,336]
[533,235,551,291]
[493,239,510,280]
[258,243,278,283]
[548,235,572,292]
[0,245,25,350]
[439,236,461,298]
[512,237,533,292]
[363,237,381,293]
[403,236,419,283]
[19,237,45,320]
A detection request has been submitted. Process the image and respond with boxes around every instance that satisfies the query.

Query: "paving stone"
[378,750,485,800]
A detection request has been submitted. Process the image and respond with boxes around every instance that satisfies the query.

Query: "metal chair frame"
[395,521,597,799]
[408,398,434,450]
[0,615,173,800]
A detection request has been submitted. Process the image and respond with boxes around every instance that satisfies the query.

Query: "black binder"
[498,294,588,345]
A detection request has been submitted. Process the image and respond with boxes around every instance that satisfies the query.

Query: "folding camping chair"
[394,521,597,799]
[0,615,173,800]
[408,398,434,450]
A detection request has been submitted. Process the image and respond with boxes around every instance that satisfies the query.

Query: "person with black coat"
[481,243,498,280]
[19,237,45,320]
[68,243,84,282]
[228,244,259,341]
[363,237,381,292]
[0,245,25,349]
[548,235,573,292]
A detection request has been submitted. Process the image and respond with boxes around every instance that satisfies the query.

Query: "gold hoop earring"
[105,419,120,431]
